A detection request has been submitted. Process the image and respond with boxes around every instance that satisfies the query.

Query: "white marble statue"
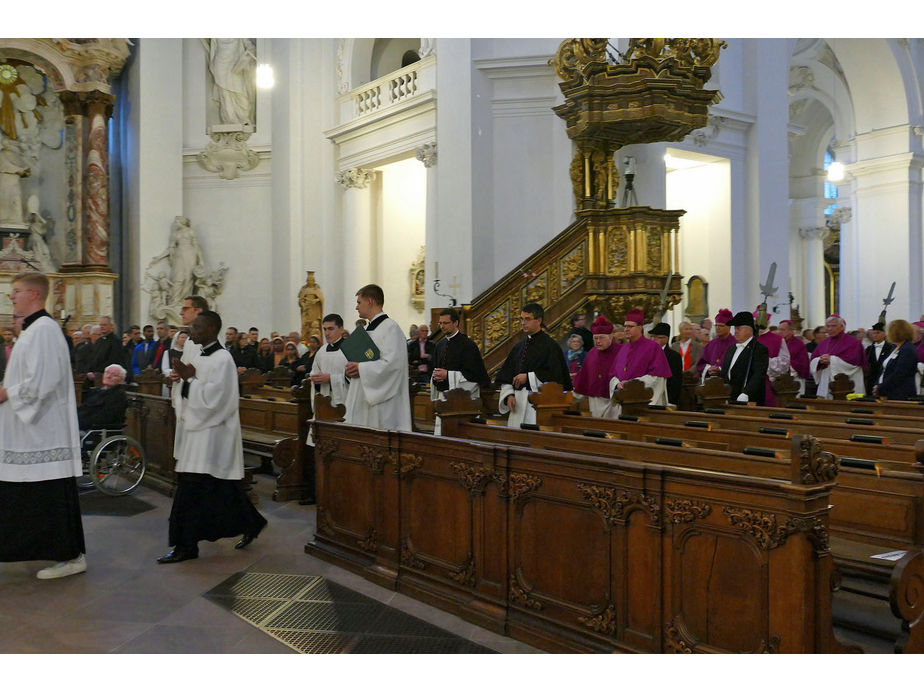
[25,195,55,272]
[193,262,228,312]
[149,216,205,306]
[144,216,228,323]
[0,147,30,224]
[203,38,257,126]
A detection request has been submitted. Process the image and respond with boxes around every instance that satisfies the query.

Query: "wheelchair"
[77,427,147,496]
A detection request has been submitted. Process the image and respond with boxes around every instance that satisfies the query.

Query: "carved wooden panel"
[404,472,472,565]
[672,528,766,653]
[646,228,662,273]
[606,225,629,274]
[521,270,548,308]
[559,242,585,293]
[483,301,509,353]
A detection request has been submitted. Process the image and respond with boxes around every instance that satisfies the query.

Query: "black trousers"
[0,477,86,562]
[168,472,267,550]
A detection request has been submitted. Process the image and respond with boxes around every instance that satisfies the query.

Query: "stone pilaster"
[337,167,377,301]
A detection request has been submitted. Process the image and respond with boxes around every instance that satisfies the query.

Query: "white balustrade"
[338,55,436,125]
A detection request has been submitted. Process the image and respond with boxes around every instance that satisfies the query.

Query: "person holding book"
[342,284,412,432]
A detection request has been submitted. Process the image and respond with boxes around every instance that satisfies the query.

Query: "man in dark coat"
[87,316,123,382]
[496,302,571,427]
[649,322,683,406]
[430,307,490,401]
[721,311,770,405]
[407,323,436,384]
[78,364,129,430]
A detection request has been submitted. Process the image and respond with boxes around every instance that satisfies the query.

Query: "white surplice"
[344,314,412,432]
[309,343,349,408]
[0,315,81,482]
[173,346,244,480]
[306,342,349,445]
[498,371,542,428]
[810,354,866,399]
[171,336,202,457]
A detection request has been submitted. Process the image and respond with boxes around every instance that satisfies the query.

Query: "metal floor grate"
[205,572,495,654]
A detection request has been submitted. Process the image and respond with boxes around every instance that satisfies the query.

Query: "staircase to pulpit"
[432,38,727,375]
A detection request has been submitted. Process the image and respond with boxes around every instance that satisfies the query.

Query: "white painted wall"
[666,157,732,331]
[376,157,427,332]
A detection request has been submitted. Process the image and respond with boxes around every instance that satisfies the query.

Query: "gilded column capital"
[798,226,830,242]
[415,142,437,168]
[336,168,377,189]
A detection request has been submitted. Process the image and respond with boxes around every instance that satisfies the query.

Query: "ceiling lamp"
[256,64,275,89]
[827,161,845,182]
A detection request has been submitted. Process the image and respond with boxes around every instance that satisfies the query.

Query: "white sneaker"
[36,554,87,580]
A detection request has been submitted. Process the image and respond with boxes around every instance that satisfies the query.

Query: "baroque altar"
[0,38,130,326]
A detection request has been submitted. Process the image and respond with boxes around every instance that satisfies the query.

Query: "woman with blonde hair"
[874,319,919,400]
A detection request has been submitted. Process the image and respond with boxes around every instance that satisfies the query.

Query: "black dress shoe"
[235,534,256,550]
[157,548,198,564]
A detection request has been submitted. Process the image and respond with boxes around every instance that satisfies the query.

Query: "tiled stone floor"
[0,474,543,655]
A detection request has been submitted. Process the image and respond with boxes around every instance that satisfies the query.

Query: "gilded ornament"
[607,226,628,275]
[560,244,585,290]
[483,303,508,352]
[522,273,547,306]
[0,64,18,85]
[549,38,609,82]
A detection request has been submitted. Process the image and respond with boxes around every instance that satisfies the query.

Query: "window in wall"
[823,149,838,217]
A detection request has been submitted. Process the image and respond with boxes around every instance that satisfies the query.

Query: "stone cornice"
[473,56,557,80]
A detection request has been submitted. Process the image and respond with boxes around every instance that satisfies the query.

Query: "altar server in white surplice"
[343,284,412,432]
[0,272,86,580]
[158,311,266,564]
[309,313,350,408]
[169,295,208,458]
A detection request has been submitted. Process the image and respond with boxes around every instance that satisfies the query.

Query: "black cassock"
[433,332,490,393]
[495,330,572,391]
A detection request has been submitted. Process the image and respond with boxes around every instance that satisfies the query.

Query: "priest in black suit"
[430,307,490,402]
[721,311,770,405]
[649,322,683,406]
[495,302,571,428]
[864,321,895,393]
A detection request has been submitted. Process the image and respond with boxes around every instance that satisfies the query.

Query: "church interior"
[2,30,924,671]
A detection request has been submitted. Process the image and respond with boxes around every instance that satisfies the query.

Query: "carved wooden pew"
[439,385,924,651]
[238,382,314,502]
[125,391,177,495]
[308,392,853,653]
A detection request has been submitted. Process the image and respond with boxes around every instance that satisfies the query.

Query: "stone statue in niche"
[409,245,425,311]
[298,270,324,340]
[0,147,30,224]
[203,38,257,127]
[144,216,227,324]
[25,195,56,272]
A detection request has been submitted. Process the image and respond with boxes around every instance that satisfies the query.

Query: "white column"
[416,142,441,310]
[845,153,924,325]
[798,226,829,328]
[744,39,791,315]
[127,38,184,323]
[337,168,377,303]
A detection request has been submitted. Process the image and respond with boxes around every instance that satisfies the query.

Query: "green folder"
[340,326,381,362]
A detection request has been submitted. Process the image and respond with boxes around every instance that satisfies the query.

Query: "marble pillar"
[798,225,829,328]
[337,167,376,302]
[416,142,439,309]
[84,97,112,268]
